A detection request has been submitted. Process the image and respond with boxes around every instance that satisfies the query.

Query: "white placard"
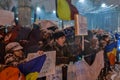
[75,14,88,36]
[39,51,56,77]
[67,51,104,80]
[27,51,56,78]
[0,10,14,25]
[46,65,63,80]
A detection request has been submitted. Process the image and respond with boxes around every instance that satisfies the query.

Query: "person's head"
[102,34,110,43]
[54,31,66,46]
[99,40,107,49]
[90,38,99,49]
[47,26,58,32]
[5,42,23,58]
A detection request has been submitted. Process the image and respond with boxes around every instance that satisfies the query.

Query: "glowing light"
[53,10,56,14]
[31,18,34,20]
[16,17,18,20]
[79,0,84,3]
[118,39,120,51]
[101,3,107,8]
[119,46,120,49]
[59,20,62,22]
[36,7,41,12]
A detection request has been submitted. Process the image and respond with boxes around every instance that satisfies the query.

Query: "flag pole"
[82,36,84,51]
[62,20,64,29]
[74,14,84,51]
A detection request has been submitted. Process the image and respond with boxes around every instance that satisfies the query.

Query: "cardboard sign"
[39,51,56,77]
[74,14,88,36]
[67,51,104,80]
[0,10,14,25]
[46,65,63,80]
[27,51,56,77]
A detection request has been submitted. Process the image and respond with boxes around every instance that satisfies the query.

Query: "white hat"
[5,42,23,52]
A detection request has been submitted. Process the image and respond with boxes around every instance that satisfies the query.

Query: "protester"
[4,42,25,66]
[5,42,44,66]
[0,42,44,80]
[53,30,76,80]
[53,30,73,64]
[100,34,113,79]
[0,42,26,80]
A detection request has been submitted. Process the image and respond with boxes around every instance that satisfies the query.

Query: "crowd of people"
[0,22,119,80]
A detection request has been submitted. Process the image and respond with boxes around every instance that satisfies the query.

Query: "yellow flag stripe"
[57,0,71,20]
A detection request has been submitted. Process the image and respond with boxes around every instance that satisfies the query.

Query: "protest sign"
[67,50,104,80]
[0,10,14,25]
[46,65,63,80]
[74,14,88,36]
[27,51,56,77]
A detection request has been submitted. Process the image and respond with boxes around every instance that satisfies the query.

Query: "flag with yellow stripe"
[105,41,117,65]
[56,0,78,20]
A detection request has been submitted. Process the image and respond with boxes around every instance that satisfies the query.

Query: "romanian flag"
[18,55,46,80]
[56,0,78,20]
[105,41,117,65]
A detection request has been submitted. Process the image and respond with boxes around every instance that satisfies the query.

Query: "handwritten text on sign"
[39,51,56,77]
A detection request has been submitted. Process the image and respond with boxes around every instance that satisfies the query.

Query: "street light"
[79,0,84,3]
[101,3,107,8]
[53,10,56,14]
[36,6,41,12]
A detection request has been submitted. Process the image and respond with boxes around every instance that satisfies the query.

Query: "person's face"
[105,37,109,41]
[101,40,107,48]
[105,37,110,43]
[13,49,23,58]
[56,36,66,46]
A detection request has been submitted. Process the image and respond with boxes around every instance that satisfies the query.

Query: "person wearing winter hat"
[53,31,65,41]
[52,30,74,80]
[53,30,73,64]
[4,42,44,67]
[4,42,25,66]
